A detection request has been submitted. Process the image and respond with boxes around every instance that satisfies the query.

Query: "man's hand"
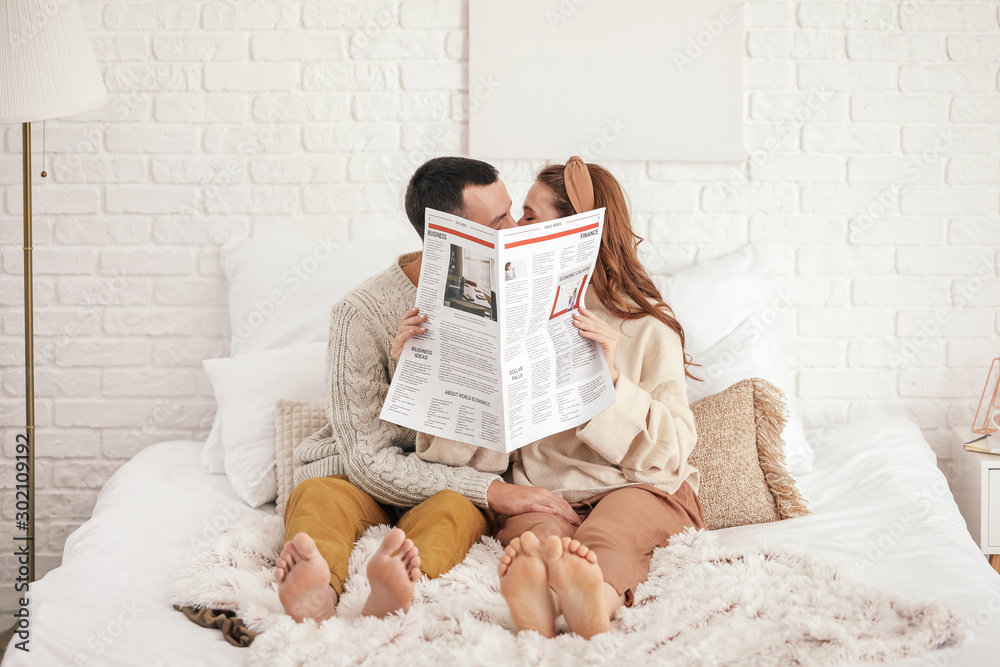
[390,307,427,361]
[487,480,581,526]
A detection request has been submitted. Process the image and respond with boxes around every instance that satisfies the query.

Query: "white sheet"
[2,442,267,667]
[4,417,999,667]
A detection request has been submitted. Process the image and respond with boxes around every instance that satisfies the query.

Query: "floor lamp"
[0,0,107,652]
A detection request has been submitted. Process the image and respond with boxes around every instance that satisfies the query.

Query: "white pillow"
[222,237,421,357]
[658,241,779,357]
[687,317,814,476]
[203,342,328,507]
[201,423,226,474]
[200,237,421,474]
[660,240,813,475]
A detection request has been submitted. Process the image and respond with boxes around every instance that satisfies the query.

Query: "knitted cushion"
[274,379,809,528]
[274,398,329,517]
[688,377,809,530]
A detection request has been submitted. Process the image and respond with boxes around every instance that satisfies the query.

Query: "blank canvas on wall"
[469,0,743,163]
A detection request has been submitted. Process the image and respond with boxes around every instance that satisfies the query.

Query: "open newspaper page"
[497,208,616,451]
[380,210,505,449]
[380,208,616,453]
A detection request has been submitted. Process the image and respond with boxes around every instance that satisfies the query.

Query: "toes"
[275,566,285,583]
[561,536,572,550]
[498,562,509,577]
[542,535,564,563]
[408,565,421,583]
[292,532,319,559]
[379,528,406,554]
[520,531,541,556]
[509,537,523,555]
[399,539,415,558]
[565,539,599,564]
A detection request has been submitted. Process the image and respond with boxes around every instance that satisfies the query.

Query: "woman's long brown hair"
[536,163,700,380]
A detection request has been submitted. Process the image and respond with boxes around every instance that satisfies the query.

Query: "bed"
[4,416,999,667]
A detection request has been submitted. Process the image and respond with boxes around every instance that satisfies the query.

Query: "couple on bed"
[274,156,705,639]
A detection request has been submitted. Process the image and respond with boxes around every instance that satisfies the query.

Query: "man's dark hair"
[404,157,500,238]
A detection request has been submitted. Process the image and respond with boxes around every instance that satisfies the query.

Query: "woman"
[396,157,704,640]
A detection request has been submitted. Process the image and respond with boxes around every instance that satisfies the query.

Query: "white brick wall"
[1,0,999,613]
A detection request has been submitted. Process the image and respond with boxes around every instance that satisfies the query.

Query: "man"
[275,157,580,622]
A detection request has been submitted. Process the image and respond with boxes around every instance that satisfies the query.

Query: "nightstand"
[950,427,1000,574]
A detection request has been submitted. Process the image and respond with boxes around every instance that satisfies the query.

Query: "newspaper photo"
[379,207,616,453]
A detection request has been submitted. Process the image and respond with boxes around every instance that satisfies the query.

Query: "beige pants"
[493,482,705,606]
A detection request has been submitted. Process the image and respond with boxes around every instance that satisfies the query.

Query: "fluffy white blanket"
[169,514,967,666]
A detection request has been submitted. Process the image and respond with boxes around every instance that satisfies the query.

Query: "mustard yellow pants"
[284,475,493,596]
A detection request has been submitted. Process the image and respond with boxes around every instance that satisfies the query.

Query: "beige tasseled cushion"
[273,398,329,517]
[272,378,809,529]
[689,377,810,530]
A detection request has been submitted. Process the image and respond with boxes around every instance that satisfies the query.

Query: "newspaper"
[379,207,616,453]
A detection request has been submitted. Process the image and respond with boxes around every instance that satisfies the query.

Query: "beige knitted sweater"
[416,289,700,503]
[293,252,503,509]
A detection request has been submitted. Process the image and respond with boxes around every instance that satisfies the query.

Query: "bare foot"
[275,532,338,623]
[361,528,422,618]
[542,535,611,639]
[498,531,557,637]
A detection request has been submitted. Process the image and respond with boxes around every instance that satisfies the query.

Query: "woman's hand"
[573,305,620,385]
[390,307,427,361]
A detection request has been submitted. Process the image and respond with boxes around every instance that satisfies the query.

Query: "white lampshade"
[0,0,108,124]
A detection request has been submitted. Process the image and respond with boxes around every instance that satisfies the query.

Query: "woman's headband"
[564,156,594,214]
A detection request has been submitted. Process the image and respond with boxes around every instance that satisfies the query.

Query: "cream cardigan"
[417,290,700,503]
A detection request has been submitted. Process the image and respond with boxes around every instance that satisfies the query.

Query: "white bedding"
[4,416,999,667]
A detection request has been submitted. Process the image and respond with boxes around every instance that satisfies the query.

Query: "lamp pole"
[21,121,36,587]
[1,122,36,658]
[0,0,110,654]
